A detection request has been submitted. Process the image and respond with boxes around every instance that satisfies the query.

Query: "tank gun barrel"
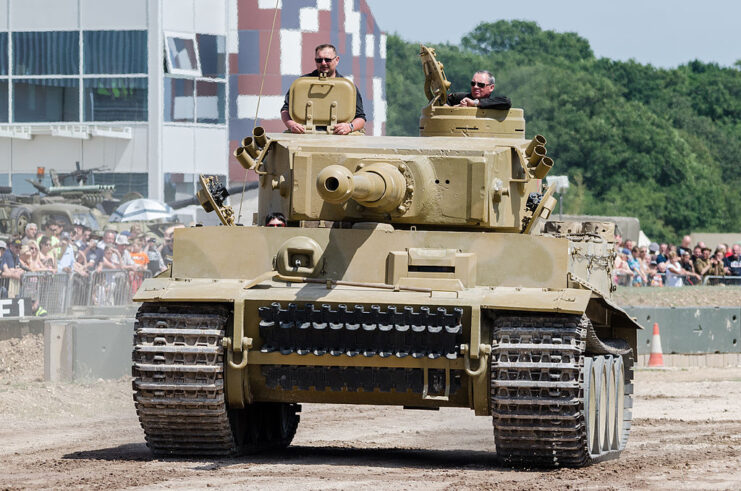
[316,163,408,213]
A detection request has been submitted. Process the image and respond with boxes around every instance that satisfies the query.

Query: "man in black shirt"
[723,244,741,277]
[280,44,366,135]
[448,70,511,110]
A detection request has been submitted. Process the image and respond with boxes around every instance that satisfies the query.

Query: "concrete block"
[44,321,73,381]
[71,318,135,380]
[43,317,135,381]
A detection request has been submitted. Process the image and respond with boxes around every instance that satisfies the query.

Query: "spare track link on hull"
[490,313,631,467]
[258,302,463,360]
[132,303,300,456]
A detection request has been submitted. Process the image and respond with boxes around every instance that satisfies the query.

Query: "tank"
[132,46,640,467]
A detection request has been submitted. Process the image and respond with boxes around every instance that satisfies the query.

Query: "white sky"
[365,0,741,69]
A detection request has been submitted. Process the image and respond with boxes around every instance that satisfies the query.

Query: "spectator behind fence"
[57,232,76,274]
[713,249,728,276]
[159,225,184,267]
[628,247,647,286]
[129,236,149,271]
[692,246,702,262]
[23,241,52,272]
[145,236,166,275]
[694,246,712,277]
[1,238,24,281]
[114,234,137,271]
[677,235,692,257]
[97,246,119,271]
[18,245,32,272]
[613,251,633,285]
[723,244,741,276]
[22,223,38,246]
[680,251,702,286]
[38,236,57,271]
[649,261,664,286]
[96,230,117,257]
[656,243,668,264]
[71,222,87,250]
[664,251,686,287]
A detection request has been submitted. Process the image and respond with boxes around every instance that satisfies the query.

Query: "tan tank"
[132,46,640,467]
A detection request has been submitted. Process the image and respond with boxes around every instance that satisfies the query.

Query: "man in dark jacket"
[281,44,366,135]
[447,70,511,110]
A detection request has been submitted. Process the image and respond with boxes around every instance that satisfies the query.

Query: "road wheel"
[10,206,31,235]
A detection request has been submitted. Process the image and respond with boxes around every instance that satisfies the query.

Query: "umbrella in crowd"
[109,198,176,223]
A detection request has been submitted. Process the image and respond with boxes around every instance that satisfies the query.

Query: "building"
[0,0,386,205]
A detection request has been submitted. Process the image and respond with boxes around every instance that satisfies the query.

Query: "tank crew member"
[280,44,366,135]
[447,70,512,110]
[265,212,287,227]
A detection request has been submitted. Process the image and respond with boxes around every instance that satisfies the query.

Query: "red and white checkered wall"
[228,0,387,183]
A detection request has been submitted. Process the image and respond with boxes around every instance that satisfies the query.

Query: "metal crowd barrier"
[18,272,72,315]
[0,269,151,313]
[702,275,741,286]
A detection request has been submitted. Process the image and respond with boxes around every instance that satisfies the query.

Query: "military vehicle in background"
[0,164,126,239]
[132,46,640,467]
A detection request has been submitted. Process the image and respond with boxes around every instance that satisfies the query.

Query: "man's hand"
[333,122,353,135]
[286,121,306,134]
[458,97,479,107]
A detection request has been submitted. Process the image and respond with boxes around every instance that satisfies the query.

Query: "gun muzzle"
[316,163,407,213]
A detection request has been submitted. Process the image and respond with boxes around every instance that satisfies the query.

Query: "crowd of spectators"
[1,220,182,302]
[614,234,741,287]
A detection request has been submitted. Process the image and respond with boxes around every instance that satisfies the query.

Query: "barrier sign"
[0,297,32,318]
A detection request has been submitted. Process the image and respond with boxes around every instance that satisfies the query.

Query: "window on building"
[163,33,226,125]
[84,78,147,122]
[84,30,147,74]
[0,81,8,122]
[196,81,225,124]
[0,33,8,75]
[164,77,194,123]
[13,31,79,76]
[165,33,201,77]
[197,34,226,79]
[13,78,79,123]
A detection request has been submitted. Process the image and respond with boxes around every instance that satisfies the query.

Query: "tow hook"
[461,343,492,377]
[223,337,252,369]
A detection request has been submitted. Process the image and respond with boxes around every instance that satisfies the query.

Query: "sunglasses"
[470,81,491,88]
[315,57,335,63]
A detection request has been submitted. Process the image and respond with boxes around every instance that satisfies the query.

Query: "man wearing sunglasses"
[447,71,511,110]
[281,44,366,135]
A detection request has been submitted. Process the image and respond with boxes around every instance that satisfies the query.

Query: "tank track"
[258,303,463,359]
[132,303,300,456]
[490,313,632,467]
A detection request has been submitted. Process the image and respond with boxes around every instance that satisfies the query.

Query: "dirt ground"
[1,334,740,490]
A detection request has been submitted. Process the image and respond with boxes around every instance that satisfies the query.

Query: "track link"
[132,303,300,457]
[490,313,632,467]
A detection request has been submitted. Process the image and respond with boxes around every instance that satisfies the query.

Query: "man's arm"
[333,90,366,135]
[477,94,512,110]
[281,110,305,134]
[447,92,466,106]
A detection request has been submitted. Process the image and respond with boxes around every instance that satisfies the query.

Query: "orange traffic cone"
[648,322,664,367]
